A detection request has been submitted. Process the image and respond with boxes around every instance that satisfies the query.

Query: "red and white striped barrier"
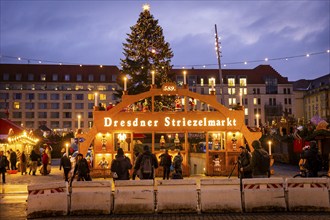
[70,181,112,215]
[156,179,198,213]
[113,180,155,214]
[27,182,69,218]
[242,178,286,212]
[286,178,330,211]
[200,179,242,213]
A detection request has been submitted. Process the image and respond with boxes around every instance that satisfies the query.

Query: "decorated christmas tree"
[118,4,174,104]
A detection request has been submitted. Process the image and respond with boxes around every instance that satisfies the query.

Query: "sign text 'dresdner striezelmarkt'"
[104,116,237,128]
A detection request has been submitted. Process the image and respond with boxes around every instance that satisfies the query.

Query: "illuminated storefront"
[77,83,261,176]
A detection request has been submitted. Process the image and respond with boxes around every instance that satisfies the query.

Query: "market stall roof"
[0,118,24,136]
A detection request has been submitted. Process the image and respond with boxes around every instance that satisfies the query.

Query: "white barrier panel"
[200,179,242,213]
[286,178,330,212]
[70,181,112,215]
[27,181,69,218]
[157,179,198,213]
[113,180,155,214]
[243,178,286,212]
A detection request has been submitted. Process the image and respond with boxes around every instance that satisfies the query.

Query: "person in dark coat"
[72,153,90,181]
[60,154,72,181]
[159,149,172,180]
[0,150,9,183]
[241,140,269,178]
[29,149,40,175]
[238,145,252,178]
[301,140,320,177]
[9,149,17,170]
[110,148,132,180]
[134,145,158,180]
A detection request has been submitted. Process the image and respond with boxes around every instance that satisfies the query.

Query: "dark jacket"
[159,153,172,167]
[60,156,71,170]
[244,148,269,177]
[74,158,90,176]
[239,150,252,178]
[134,151,158,179]
[30,150,40,162]
[10,151,17,163]
[111,155,132,180]
[0,155,8,170]
[301,145,319,177]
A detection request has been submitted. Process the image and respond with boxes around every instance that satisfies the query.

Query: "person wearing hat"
[238,145,252,178]
[133,145,158,180]
[72,153,90,181]
[110,148,132,180]
[241,140,270,178]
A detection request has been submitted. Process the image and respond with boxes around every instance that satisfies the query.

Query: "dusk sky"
[1,0,329,81]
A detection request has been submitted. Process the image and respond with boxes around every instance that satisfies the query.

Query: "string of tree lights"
[0,49,329,69]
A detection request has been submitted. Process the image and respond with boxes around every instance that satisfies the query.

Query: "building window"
[239,78,247,86]
[288,88,291,94]
[112,75,117,82]
[88,103,94,109]
[88,112,93,118]
[63,103,72,109]
[38,103,47,109]
[26,93,35,100]
[50,112,60,118]
[63,121,72,128]
[188,75,197,86]
[288,98,291,104]
[208,77,216,87]
[25,112,35,119]
[50,94,60,100]
[63,112,72,118]
[63,94,72,100]
[273,98,276,105]
[52,74,58,81]
[253,98,257,105]
[200,88,205,95]
[88,74,94,81]
[13,102,20,109]
[283,88,287,94]
[0,93,9,99]
[3,73,9,81]
[99,94,106,101]
[269,98,272,106]
[14,93,22,100]
[38,112,47,118]
[75,85,84,90]
[25,103,35,109]
[239,88,247,95]
[76,94,84,100]
[228,88,236,95]
[41,74,46,81]
[26,121,34,128]
[244,98,248,105]
[100,74,106,82]
[77,74,82,81]
[258,98,261,105]
[64,74,70,81]
[228,77,235,87]
[38,93,47,100]
[200,78,204,86]
[13,112,22,118]
[284,98,287,105]
[75,103,84,109]
[88,94,94,100]
[265,77,278,94]
[28,74,34,81]
[51,103,60,109]
[229,98,236,105]
[50,121,60,128]
[16,73,22,81]
[244,108,248,116]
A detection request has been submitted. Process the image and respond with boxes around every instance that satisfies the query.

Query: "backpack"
[256,149,270,172]
[140,155,153,175]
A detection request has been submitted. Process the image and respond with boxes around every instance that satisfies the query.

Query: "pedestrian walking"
[111,148,132,180]
[241,140,270,178]
[72,153,90,181]
[172,151,183,179]
[134,145,158,180]
[29,149,40,176]
[9,149,17,170]
[300,140,321,177]
[60,154,72,181]
[0,150,9,184]
[159,149,172,180]
[20,151,27,175]
[41,151,49,175]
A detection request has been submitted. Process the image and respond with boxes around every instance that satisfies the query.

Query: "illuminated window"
[100,94,107,100]
[229,98,236,105]
[253,98,257,105]
[244,108,248,116]
[240,78,247,86]
[208,77,216,86]
[88,93,94,100]
[228,88,236,95]
[97,85,107,91]
[75,85,83,90]
[41,74,46,81]
[240,88,247,95]
[13,102,20,109]
[201,78,204,86]
[228,78,235,87]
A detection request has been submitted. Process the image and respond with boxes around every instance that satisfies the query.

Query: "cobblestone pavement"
[0,161,328,220]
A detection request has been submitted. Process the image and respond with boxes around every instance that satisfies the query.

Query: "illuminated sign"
[162,83,177,92]
[104,116,237,128]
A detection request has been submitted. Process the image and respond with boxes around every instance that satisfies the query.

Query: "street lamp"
[65,142,69,157]
[256,113,260,128]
